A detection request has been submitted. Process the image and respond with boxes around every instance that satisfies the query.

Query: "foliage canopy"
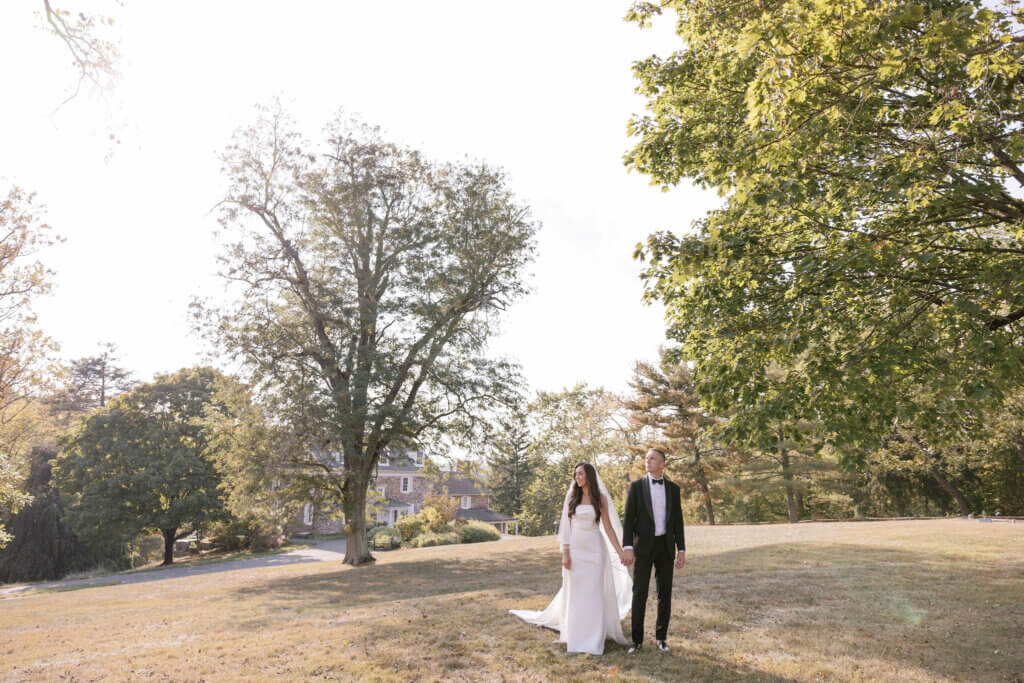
[627,0,1024,450]
[54,367,230,565]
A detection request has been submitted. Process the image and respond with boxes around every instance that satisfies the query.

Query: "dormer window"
[379,453,390,466]
[461,495,471,509]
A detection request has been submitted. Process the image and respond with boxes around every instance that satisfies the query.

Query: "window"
[413,451,425,466]
[377,487,386,498]
[303,503,313,526]
[401,477,410,493]
[379,453,390,466]
[461,495,471,509]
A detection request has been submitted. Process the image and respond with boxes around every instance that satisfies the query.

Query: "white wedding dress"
[510,487,632,655]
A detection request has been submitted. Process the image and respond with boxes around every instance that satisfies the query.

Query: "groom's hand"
[674,551,686,569]
[621,548,635,566]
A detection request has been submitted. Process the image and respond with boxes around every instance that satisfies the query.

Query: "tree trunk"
[912,435,971,516]
[695,474,715,525]
[342,478,374,566]
[161,528,177,565]
[928,467,971,516]
[781,451,800,523]
[691,451,715,524]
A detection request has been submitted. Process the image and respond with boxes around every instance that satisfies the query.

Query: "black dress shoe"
[656,640,670,652]
[627,643,642,654]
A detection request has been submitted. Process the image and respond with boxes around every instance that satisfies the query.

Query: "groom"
[621,447,685,653]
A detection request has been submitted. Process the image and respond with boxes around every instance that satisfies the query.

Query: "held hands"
[562,550,571,570]
[620,548,635,566]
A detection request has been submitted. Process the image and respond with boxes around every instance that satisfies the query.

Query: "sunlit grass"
[1,520,1021,681]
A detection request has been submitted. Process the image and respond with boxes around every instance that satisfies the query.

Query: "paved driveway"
[0,538,348,595]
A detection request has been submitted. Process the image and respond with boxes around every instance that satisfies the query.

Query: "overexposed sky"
[2,1,718,396]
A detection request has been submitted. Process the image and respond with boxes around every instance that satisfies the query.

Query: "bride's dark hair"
[568,462,602,520]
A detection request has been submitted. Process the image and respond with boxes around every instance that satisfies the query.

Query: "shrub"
[394,514,425,541]
[248,524,285,551]
[421,493,459,522]
[366,525,391,541]
[207,516,284,552]
[368,525,402,550]
[372,533,399,550]
[207,519,251,551]
[458,520,500,543]
[407,531,459,548]
[395,507,446,541]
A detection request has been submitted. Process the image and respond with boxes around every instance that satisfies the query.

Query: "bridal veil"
[509,466,632,633]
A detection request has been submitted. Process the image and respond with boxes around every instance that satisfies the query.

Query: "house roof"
[308,448,429,473]
[376,466,425,474]
[435,472,487,496]
[456,508,517,522]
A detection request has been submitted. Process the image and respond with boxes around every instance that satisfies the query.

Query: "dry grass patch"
[1,520,1021,682]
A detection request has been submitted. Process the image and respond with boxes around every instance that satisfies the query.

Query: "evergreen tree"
[485,410,535,517]
[625,350,731,524]
[0,447,108,581]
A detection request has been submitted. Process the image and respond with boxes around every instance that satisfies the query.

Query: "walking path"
[0,538,348,595]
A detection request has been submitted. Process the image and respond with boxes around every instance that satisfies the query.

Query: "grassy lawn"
[1,519,1021,681]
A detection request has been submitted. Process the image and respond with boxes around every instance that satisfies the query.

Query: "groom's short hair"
[647,447,667,460]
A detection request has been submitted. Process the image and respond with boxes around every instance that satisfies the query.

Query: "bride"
[510,462,632,654]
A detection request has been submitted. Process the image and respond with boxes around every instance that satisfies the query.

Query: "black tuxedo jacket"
[622,475,685,557]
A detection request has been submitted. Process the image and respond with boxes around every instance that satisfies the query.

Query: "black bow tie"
[651,478,664,485]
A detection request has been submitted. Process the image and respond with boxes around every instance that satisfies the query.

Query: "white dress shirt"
[648,473,667,537]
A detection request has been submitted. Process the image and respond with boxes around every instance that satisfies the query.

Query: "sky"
[2,1,719,397]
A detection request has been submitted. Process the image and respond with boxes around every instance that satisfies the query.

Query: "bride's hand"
[562,551,571,570]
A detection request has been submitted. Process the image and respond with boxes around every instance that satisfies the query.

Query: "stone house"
[437,471,519,535]
[291,449,518,535]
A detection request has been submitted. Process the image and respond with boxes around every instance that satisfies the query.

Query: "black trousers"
[631,534,674,644]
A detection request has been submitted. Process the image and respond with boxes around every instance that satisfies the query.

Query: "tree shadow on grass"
[234,550,558,610]
[677,543,1024,682]
[234,541,1023,682]
[231,548,787,681]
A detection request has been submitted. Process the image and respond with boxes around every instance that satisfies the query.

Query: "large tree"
[197,104,536,565]
[625,350,731,524]
[627,0,1024,451]
[521,384,640,531]
[53,367,229,565]
[0,187,59,547]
